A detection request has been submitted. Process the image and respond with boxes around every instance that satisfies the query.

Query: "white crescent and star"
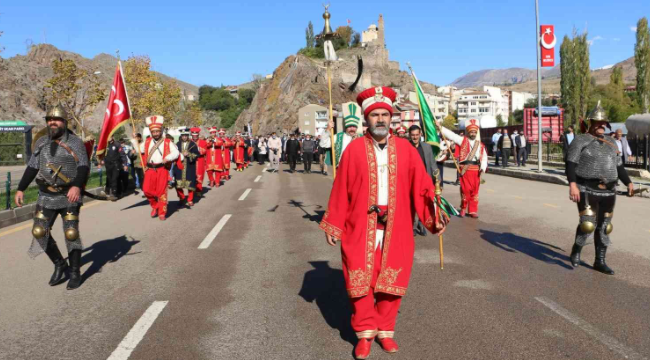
[105,86,125,118]
[540,28,556,49]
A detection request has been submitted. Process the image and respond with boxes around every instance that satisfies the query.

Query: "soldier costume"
[174,127,200,206]
[16,104,90,290]
[567,101,633,275]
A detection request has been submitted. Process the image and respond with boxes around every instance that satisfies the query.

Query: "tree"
[335,26,353,48]
[238,88,256,105]
[351,32,361,47]
[513,109,524,124]
[508,114,516,126]
[442,114,457,130]
[177,100,203,127]
[635,17,650,113]
[496,114,506,127]
[608,66,624,103]
[559,29,591,130]
[0,30,4,54]
[44,58,106,135]
[305,21,315,49]
[251,73,264,91]
[560,35,575,124]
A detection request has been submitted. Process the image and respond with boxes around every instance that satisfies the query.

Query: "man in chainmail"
[567,101,634,275]
[15,104,89,290]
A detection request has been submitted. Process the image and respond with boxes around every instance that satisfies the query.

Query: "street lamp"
[535,0,543,172]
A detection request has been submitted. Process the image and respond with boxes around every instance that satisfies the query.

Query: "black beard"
[49,126,64,139]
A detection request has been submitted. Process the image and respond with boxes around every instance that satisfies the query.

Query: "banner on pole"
[540,25,556,67]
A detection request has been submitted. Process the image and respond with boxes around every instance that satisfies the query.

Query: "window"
[305,121,310,125]
[459,108,467,113]
[470,109,477,113]
[479,107,490,113]
[470,102,477,106]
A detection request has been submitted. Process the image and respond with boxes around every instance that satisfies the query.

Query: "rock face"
[0,44,198,130]
[235,46,436,135]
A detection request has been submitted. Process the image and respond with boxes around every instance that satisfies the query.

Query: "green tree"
[559,29,591,130]
[560,35,575,125]
[238,88,256,105]
[635,17,650,112]
[442,114,457,130]
[507,114,516,126]
[305,21,315,49]
[496,114,506,127]
[336,26,353,48]
[351,32,361,47]
[513,109,524,124]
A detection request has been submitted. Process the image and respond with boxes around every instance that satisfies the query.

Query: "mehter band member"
[174,127,200,206]
[320,86,448,359]
[567,101,634,275]
[15,104,89,290]
[191,127,207,194]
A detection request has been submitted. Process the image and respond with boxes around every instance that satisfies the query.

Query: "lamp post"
[321,5,337,178]
[535,0,544,172]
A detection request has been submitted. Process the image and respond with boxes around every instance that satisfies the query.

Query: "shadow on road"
[480,230,572,270]
[120,199,150,211]
[81,235,141,283]
[299,261,355,346]
[288,200,325,223]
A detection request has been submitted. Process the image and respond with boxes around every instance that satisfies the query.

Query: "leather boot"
[570,244,582,268]
[67,250,83,290]
[594,246,615,275]
[45,241,68,286]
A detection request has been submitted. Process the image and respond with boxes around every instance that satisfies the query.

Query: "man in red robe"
[218,129,234,181]
[191,127,207,193]
[233,131,246,172]
[205,127,224,188]
[439,118,488,218]
[320,86,448,359]
[140,115,179,221]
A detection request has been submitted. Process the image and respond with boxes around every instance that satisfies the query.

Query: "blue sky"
[1,0,648,87]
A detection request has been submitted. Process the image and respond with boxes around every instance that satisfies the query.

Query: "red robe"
[195,139,207,191]
[320,135,441,298]
[206,137,224,171]
[142,137,173,218]
[221,137,233,171]
[455,137,487,215]
[234,138,245,169]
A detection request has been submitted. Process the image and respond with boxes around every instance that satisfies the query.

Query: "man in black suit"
[408,125,437,236]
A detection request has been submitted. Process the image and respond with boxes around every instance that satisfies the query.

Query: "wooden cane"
[439,234,444,270]
[327,63,336,179]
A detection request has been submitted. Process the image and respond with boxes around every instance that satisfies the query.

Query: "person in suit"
[408,125,437,236]
[497,128,513,168]
[561,126,576,163]
[613,129,632,166]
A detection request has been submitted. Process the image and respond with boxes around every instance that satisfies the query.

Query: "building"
[456,86,515,129]
[298,104,328,137]
[393,100,420,130]
[407,91,450,120]
[361,14,385,48]
[508,91,535,113]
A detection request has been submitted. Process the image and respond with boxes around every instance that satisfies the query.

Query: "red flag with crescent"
[96,62,131,158]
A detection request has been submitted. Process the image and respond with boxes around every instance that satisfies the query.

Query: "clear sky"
[1,0,648,87]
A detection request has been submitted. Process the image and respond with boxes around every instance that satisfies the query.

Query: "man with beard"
[302,134,316,174]
[396,126,407,139]
[408,125,437,236]
[15,104,89,290]
[567,102,634,275]
[140,116,179,221]
[438,118,488,218]
[320,86,448,359]
[190,128,207,193]
[174,127,200,207]
[285,133,301,173]
[332,111,360,167]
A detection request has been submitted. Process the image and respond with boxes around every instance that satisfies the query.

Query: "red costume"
[205,127,224,187]
[442,119,488,217]
[320,86,445,357]
[219,129,233,181]
[191,127,207,192]
[233,132,246,171]
[141,115,179,221]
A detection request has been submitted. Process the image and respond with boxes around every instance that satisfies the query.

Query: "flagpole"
[118,56,145,170]
[435,178,444,270]
[327,64,336,179]
[407,63,462,175]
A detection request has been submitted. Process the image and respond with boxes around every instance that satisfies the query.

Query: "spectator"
[492,129,502,166]
[613,129,632,166]
[319,132,331,176]
[285,133,301,173]
[561,125,575,163]
[497,128,513,168]
[130,133,145,191]
[258,137,267,164]
[516,131,528,166]
[301,134,316,174]
[409,125,437,236]
[267,132,282,173]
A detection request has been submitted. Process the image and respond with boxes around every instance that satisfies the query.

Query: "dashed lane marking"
[543,203,559,208]
[254,175,262,183]
[513,195,524,200]
[107,301,169,360]
[238,188,252,201]
[0,200,104,238]
[486,189,495,193]
[198,214,232,249]
[535,297,648,360]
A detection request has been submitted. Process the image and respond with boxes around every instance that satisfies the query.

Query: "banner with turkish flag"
[540,25,556,67]
[96,62,131,158]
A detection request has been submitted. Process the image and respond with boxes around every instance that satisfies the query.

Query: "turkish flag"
[96,62,131,158]
[540,25,556,67]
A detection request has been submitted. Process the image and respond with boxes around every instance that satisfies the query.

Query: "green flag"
[411,69,440,159]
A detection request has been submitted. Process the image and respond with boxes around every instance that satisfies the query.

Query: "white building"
[509,91,536,112]
[298,104,329,136]
[407,91,450,120]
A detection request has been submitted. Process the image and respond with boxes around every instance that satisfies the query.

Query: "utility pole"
[535,0,544,172]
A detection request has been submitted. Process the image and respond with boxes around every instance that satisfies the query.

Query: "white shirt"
[140,138,179,165]
[371,135,390,250]
[319,132,331,148]
[519,135,527,148]
[440,126,488,172]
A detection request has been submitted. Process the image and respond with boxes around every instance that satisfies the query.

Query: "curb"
[444,162,569,186]
[0,187,104,230]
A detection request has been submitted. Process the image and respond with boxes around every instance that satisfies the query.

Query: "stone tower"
[377,14,385,48]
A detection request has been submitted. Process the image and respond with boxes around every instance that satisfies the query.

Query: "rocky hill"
[235,46,437,135]
[0,44,198,130]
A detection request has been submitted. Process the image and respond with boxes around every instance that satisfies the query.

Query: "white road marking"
[454,279,494,290]
[535,297,648,360]
[107,301,168,360]
[254,175,262,183]
[543,203,559,208]
[198,214,232,249]
[238,188,252,201]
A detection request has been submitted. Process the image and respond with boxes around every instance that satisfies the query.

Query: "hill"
[0,44,198,130]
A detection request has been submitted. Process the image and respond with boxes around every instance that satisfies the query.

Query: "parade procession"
[2,2,650,360]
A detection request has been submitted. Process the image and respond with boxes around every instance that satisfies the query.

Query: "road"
[0,161,649,360]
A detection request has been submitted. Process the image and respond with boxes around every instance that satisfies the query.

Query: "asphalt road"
[0,161,649,360]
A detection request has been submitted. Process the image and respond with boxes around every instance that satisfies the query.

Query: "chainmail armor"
[63,217,83,253]
[574,214,597,246]
[29,132,89,209]
[28,215,51,259]
[567,134,619,184]
[597,217,612,246]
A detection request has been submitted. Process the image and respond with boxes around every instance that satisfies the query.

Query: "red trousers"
[176,188,194,203]
[206,170,221,187]
[143,167,169,218]
[460,168,481,215]
[196,158,205,192]
[237,163,244,170]
[349,246,402,339]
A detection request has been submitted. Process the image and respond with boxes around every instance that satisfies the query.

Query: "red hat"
[190,127,201,135]
[356,86,397,118]
[235,131,241,136]
[146,115,164,131]
[397,126,406,134]
[208,127,217,133]
[218,128,226,135]
[465,119,480,133]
